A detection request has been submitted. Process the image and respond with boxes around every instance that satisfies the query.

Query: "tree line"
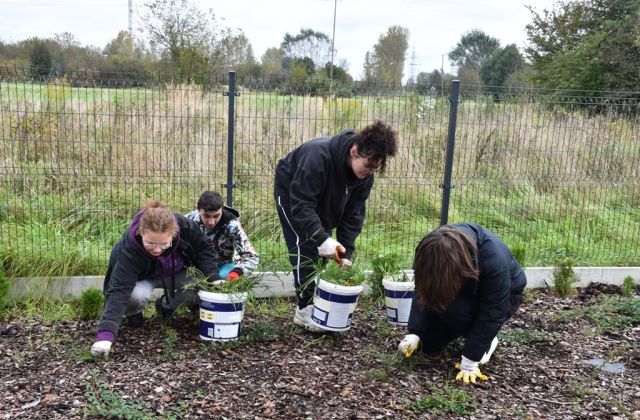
[1,0,638,95]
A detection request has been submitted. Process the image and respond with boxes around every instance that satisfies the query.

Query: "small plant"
[552,257,579,297]
[407,385,474,416]
[622,276,636,297]
[85,369,152,419]
[78,287,104,320]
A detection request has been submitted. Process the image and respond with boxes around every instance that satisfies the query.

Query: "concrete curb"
[9,267,639,299]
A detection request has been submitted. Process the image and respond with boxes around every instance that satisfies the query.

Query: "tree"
[29,38,52,78]
[217,30,257,73]
[525,0,640,91]
[281,28,332,69]
[140,0,221,76]
[448,29,500,70]
[363,25,410,84]
[260,47,285,77]
[479,44,524,87]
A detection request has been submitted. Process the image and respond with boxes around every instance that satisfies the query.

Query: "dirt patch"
[1,285,639,419]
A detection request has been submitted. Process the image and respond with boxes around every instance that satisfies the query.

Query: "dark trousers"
[275,192,322,309]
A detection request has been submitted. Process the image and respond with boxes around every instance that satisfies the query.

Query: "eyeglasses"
[142,240,172,251]
[358,154,382,172]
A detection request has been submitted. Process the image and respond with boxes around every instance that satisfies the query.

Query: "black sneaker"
[155,297,174,320]
[125,312,144,328]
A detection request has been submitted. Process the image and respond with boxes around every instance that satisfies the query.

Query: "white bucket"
[382,276,415,326]
[197,290,248,341]
[311,278,364,332]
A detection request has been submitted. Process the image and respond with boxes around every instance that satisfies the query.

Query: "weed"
[499,328,552,345]
[85,369,152,419]
[158,327,180,362]
[78,287,104,320]
[317,260,366,286]
[552,257,580,296]
[367,253,403,300]
[363,368,390,382]
[621,276,636,297]
[245,297,293,318]
[407,385,474,416]
[242,319,297,343]
[554,296,640,333]
[374,316,392,338]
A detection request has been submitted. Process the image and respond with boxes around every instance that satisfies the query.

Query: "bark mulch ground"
[1,283,639,419]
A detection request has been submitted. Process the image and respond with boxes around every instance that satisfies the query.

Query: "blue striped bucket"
[382,277,415,326]
[197,290,248,341]
[311,279,364,332]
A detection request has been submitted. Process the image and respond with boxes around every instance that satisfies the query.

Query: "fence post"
[223,71,239,206]
[439,80,460,226]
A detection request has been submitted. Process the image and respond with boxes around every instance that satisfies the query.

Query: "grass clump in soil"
[407,384,474,416]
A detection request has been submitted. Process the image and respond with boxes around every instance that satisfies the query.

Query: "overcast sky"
[0,0,557,79]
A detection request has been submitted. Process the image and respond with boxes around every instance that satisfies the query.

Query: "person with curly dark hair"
[398,223,527,384]
[274,120,398,331]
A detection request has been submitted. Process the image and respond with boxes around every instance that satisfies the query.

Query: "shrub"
[78,288,104,320]
[510,246,527,269]
[552,257,580,297]
[0,270,11,317]
[622,276,636,297]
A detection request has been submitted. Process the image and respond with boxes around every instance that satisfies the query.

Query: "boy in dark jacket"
[274,120,398,331]
[90,201,220,357]
[398,223,526,384]
[185,191,259,280]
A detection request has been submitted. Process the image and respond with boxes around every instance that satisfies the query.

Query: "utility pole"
[329,0,337,95]
[128,0,133,35]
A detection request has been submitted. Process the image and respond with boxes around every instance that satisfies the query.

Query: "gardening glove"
[212,279,227,286]
[340,258,352,268]
[455,356,488,384]
[226,271,241,281]
[90,340,112,357]
[317,237,346,262]
[398,334,421,358]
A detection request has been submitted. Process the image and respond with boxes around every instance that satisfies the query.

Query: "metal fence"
[1,67,639,277]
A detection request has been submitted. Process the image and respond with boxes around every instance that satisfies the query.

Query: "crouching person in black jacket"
[90,200,220,357]
[398,223,526,384]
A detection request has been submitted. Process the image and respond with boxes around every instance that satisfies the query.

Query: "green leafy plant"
[622,276,636,297]
[78,287,104,320]
[158,327,181,362]
[317,260,366,286]
[407,385,474,416]
[185,267,257,295]
[552,257,579,297]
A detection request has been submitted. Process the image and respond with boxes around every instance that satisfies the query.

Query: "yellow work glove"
[398,334,421,358]
[455,356,488,384]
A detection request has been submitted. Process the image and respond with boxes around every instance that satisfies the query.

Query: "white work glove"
[212,279,227,286]
[317,237,346,259]
[455,355,488,384]
[340,258,352,268]
[90,340,112,357]
[398,334,421,358]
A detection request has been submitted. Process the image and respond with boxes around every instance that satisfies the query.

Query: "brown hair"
[137,200,177,237]
[413,225,479,310]
[352,120,398,173]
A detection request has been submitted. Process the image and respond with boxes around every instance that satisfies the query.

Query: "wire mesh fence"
[0,66,638,277]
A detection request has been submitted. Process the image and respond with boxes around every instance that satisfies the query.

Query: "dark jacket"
[408,223,527,362]
[97,213,219,334]
[274,129,373,259]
